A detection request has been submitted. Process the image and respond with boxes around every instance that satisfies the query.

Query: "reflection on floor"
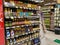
[41,31,60,45]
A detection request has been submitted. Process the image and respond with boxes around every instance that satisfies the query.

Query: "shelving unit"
[42,6,54,31]
[42,7,51,30]
[2,0,41,45]
[54,8,60,27]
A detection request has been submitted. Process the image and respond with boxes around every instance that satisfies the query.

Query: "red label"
[0,0,5,45]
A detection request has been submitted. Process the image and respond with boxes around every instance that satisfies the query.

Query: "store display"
[0,0,60,45]
[4,0,40,45]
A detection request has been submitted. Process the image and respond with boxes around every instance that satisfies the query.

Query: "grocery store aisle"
[41,31,60,45]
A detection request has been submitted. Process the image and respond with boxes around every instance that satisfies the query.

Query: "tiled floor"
[41,31,60,45]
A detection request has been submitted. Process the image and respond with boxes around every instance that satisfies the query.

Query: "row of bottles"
[4,0,39,10]
[4,8,36,17]
[5,18,39,27]
[6,32,40,45]
[6,24,39,39]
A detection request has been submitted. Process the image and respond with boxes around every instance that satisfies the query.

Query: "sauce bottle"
[10,30,14,38]
[6,30,10,39]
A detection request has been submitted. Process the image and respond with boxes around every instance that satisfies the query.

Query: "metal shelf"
[6,30,40,39]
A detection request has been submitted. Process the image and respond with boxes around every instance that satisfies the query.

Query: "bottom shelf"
[15,42,40,45]
[6,30,40,45]
[6,37,40,45]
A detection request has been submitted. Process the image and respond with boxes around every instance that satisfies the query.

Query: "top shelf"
[4,1,40,11]
[15,0,42,4]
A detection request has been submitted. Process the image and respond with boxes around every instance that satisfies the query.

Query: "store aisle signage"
[0,0,5,45]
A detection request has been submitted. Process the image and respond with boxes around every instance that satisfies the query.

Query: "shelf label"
[0,0,5,45]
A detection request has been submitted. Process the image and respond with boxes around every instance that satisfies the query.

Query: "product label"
[11,30,14,38]
[0,0,5,45]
